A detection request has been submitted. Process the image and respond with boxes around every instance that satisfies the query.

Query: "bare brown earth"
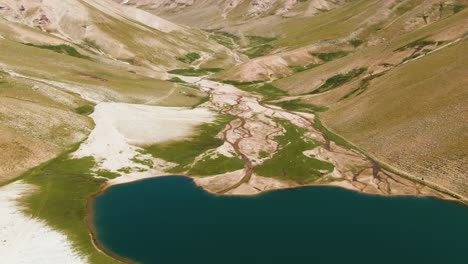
[170,77,455,200]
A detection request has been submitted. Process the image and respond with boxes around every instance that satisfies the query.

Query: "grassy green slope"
[18,147,120,263]
[322,39,468,197]
[273,0,378,49]
[274,8,468,95]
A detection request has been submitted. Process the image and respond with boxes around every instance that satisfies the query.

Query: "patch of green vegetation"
[453,4,465,14]
[394,37,439,52]
[24,43,90,60]
[168,77,187,83]
[241,35,277,58]
[350,39,365,47]
[289,63,322,73]
[272,99,329,113]
[235,83,288,100]
[310,68,367,94]
[177,52,201,64]
[75,105,94,115]
[259,151,269,159]
[117,167,132,173]
[312,51,350,62]
[220,80,264,86]
[242,44,274,58]
[19,145,119,263]
[168,67,223,76]
[395,0,422,15]
[341,70,388,100]
[210,35,234,48]
[246,35,277,46]
[191,95,210,109]
[209,31,240,49]
[145,115,237,175]
[187,154,244,176]
[254,120,334,184]
[218,31,241,42]
[95,169,121,179]
[130,156,154,168]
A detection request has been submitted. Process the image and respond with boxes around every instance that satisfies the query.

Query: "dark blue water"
[93,176,468,264]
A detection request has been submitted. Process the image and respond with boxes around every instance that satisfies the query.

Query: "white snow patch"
[0,181,86,264]
[74,102,216,172]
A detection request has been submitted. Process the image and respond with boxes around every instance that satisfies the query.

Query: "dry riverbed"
[67,76,453,199]
[172,77,452,199]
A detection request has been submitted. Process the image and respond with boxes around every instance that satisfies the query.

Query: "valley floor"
[0,75,462,264]
[0,71,464,263]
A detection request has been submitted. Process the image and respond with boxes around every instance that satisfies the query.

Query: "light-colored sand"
[74,102,216,179]
[194,170,245,193]
[0,181,86,264]
[226,183,259,195]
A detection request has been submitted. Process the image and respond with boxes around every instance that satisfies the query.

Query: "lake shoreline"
[87,176,468,264]
[86,173,466,264]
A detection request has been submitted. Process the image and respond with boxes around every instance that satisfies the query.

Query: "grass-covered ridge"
[254,120,334,184]
[144,115,243,176]
[18,145,120,264]
[24,43,91,60]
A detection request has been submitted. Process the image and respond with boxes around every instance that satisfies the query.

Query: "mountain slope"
[0,0,237,71]
[0,0,224,183]
[0,1,467,263]
[322,40,468,197]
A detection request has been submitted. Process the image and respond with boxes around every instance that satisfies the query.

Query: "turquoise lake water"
[93,176,468,264]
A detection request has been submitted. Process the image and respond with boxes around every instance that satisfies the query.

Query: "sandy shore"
[0,181,86,264]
